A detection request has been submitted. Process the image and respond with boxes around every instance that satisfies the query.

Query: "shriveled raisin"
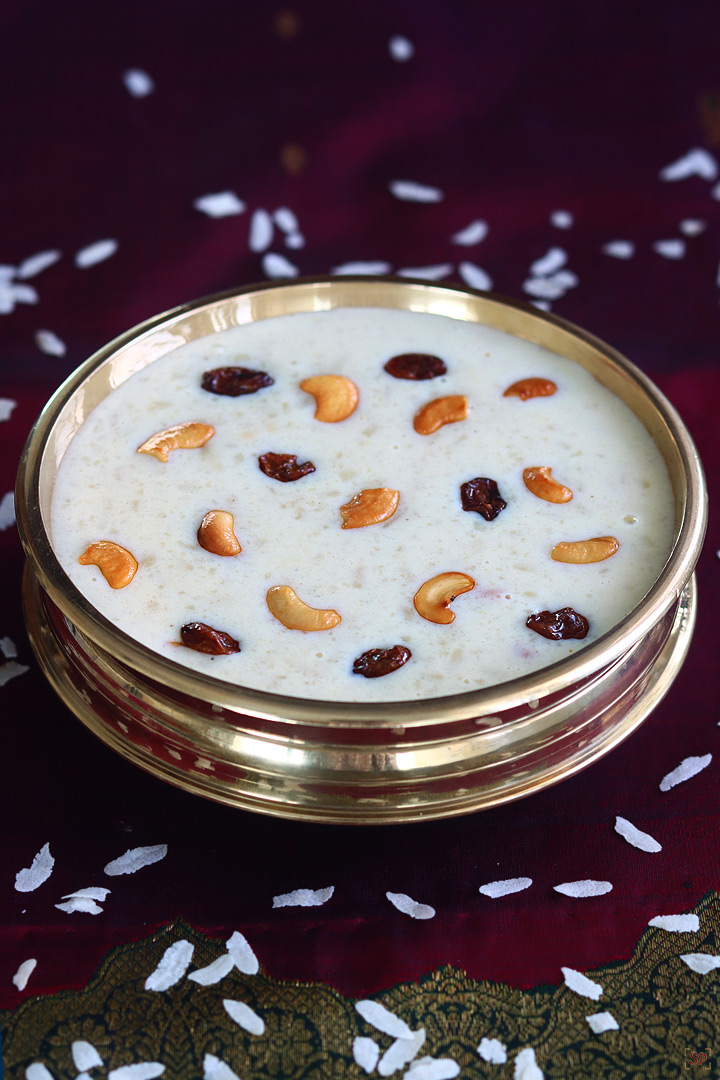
[460,477,507,521]
[352,645,412,678]
[384,353,447,380]
[202,366,274,396]
[526,608,589,640]
[258,452,316,482]
[180,622,241,654]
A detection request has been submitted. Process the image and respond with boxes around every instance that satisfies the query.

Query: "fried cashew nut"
[197,510,242,556]
[266,585,342,631]
[79,541,138,589]
[523,466,573,504]
[413,395,468,435]
[551,536,620,563]
[137,422,215,462]
[340,488,400,529]
[413,572,476,624]
[503,377,557,400]
[300,375,359,422]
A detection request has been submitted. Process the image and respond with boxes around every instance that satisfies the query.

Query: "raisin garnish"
[460,477,507,521]
[352,645,412,678]
[202,366,274,396]
[526,608,589,640]
[258,452,316,482]
[180,622,241,654]
[384,353,447,380]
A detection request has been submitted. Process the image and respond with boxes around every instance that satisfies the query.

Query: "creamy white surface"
[50,307,675,701]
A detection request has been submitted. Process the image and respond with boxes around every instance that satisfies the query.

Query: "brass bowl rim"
[15,276,708,727]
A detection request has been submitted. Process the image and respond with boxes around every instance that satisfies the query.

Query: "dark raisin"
[258,452,316,482]
[384,353,447,380]
[460,477,507,521]
[180,622,241,654]
[202,366,274,396]
[526,608,589,640]
[352,645,412,678]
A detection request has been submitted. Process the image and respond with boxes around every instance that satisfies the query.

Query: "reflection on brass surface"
[15,278,708,822]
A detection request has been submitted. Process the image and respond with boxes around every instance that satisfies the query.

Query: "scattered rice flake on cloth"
[104,844,168,875]
[107,1065,165,1080]
[397,264,452,280]
[188,954,234,985]
[648,913,699,932]
[404,1058,460,1080]
[513,1048,544,1079]
[17,249,61,279]
[62,886,110,901]
[285,232,305,249]
[332,261,392,275]
[522,276,568,300]
[0,281,38,310]
[478,1038,507,1064]
[35,330,66,357]
[602,240,635,259]
[0,491,16,529]
[203,1054,240,1080]
[262,252,299,278]
[530,246,567,276]
[12,958,36,991]
[0,399,16,421]
[389,35,414,61]
[550,210,573,229]
[386,891,435,919]
[680,219,706,235]
[25,1065,54,1080]
[226,930,259,974]
[389,180,444,203]
[553,880,613,898]
[55,897,103,915]
[249,209,274,252]
[223,998,265,1035]
[0,661,29,685]
[378,1030,425,1077]
[273,206,299,233]
[653,239,686,259]
[355,999,414,1039]
[452,220,488,245]
[458,262,493,291]
[75,239,118,269]
[681,953,720,974]
[72,1042,104,1071]
[659,148,718,182]
[561,967,603,999]
[15,843,54,892]
[479,877,532,898]
[144,939,194,991]
[353,1037,380,1074]
[659,754,712,791]
[272,885,334,908]
[585,1012,619,1034]
[123,69,155,97]
[193,192,246,218]
[614,816,662,852]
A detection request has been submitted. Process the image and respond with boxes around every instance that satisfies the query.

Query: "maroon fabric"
[1,0,719,1010]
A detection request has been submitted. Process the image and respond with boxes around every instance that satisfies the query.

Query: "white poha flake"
[648,913,700,933]
[585,1011,619,1034]
[75,239,118,269]
[355,999,414,1039]
[389,180,444,203]
[0,491,15,529]
[1,636,18,658]
[35,330,67,357]
[12,958,37,991]
[285,232,305,249]
[458,261,493,291]
[0,281,39,311]
[353,1037,380,1074]
[550,210,573,229]
[123,69,155,98]
[108,1065,165,1080]
[561,967,603,1000]
[332,260,392,275]
[17,249,61,279]
[522,276,567,300]
[386,891,435,919]
[0,399,16,421]
[26,1065,54,1080]
[404,1057,460,1080]
[203,1055,239,1080]
[193,192,246,218]
[144,939,194,991]
[62,886,111,901]
[226,930,259,974]
[653,239,686,259]
[15,843,54,892]
[262,252,299,278]
[602,240,635,259]
[554,880,613,898]
[223,998,265,1036]
[530,246,567,276]
[249,209,274,253]
[188,954,234,985]
[397,263,452,280]
[378,1029,426,1076]
[478,1037,507,1064]
[513,1047,544,1079]
[681,953,720,974]
[273,207,299,233]
[659,754,712,791]
[0,661,30,686]
[389,35,414,61]
[614,816,662,852]
[104,844,168,875]
[659,148,718,182]
[272,886,334,908]
[479,877,532,899]
[451,220,488,246]
[680,219,706,236]
[72,1041,104,1071]
[55,897,103,915]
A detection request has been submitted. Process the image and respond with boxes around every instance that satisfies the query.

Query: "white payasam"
[50,307,675,702]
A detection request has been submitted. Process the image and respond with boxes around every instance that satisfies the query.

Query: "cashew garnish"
[266,585,342,631]
[413,572,476,624]
[523,466,573,504]
[551,536,620,563]
[340,488,400,529]
[503,377,557,400]
[197,510,242,556]
[300,375,359,423]
[137,422,214,462]
[79,541,138,589]
[413,395,468,435]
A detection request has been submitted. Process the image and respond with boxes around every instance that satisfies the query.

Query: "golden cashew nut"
[266,585,342,631]
[413,572,476,624]
[300,375,359,422]
[79,541,138,589]
[503,377,557,401]
[523,466,573,504]
[413,395,468,435]
[137,422,214,462]
[197,510,242,556]
[340,488,400,529]
[551,537,620,563]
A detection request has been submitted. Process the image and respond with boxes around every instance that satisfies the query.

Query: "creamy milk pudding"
[49,307,675,702]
